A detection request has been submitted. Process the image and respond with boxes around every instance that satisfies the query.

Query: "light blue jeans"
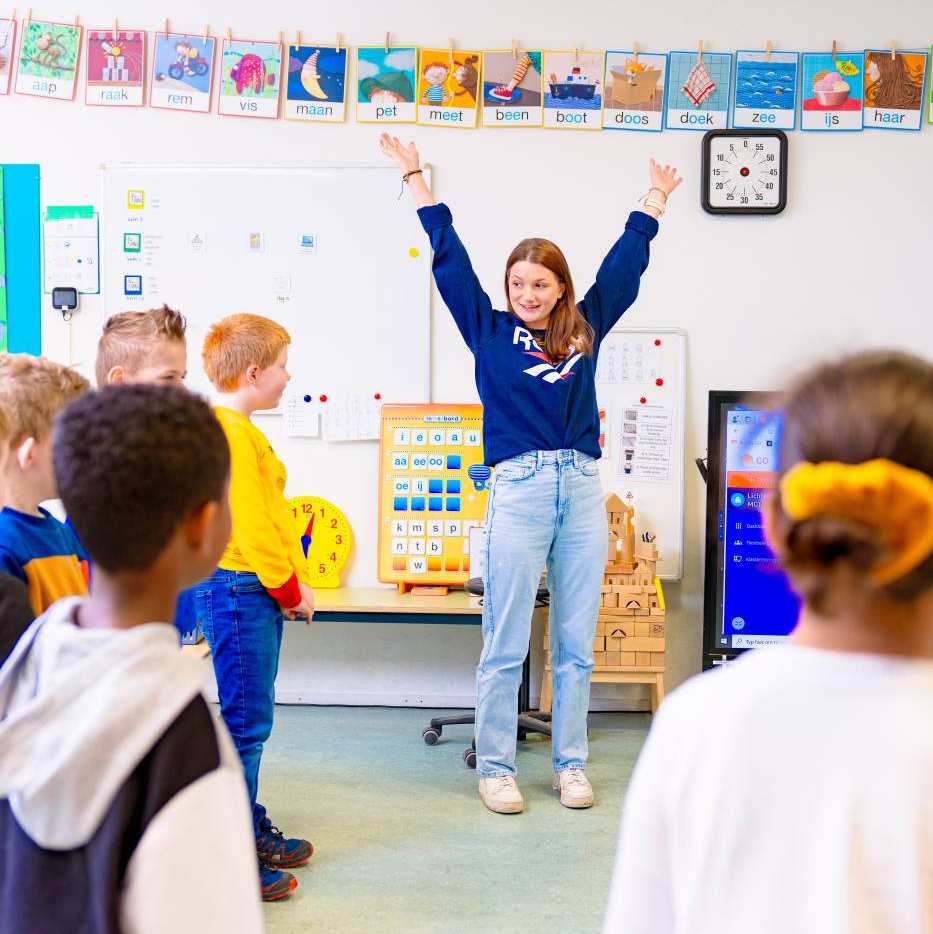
[476,449,607,778]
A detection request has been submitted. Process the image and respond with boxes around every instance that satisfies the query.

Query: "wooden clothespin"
[890,39,897,60]
[112,17,118,40]
[831,39,837,63]
[226,26,232,42]
[573,46,579,62]
[163,18,169,38]
[25,7,30,23]
[633,41,639,63]
[448,37,454,66]
[384,31,390,53]
[203,24,210,41]
[511,38,518,60]
[10,8,16,23]
[277,29,283,46]
[697,39,704,63]
[765,39,773,62]
[73,13,79,27]
[294,29,301,51]
[335,31,340,53]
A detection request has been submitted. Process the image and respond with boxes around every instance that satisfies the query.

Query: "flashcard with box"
[378,404,488,590]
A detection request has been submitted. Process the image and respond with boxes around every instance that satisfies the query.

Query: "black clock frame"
[701,129,788,216]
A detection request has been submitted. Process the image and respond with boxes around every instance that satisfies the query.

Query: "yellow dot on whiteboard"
[408,247,419,258]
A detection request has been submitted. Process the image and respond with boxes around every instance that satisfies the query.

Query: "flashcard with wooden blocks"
[377,404,488,592]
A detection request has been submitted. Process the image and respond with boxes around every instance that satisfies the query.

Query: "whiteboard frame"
[597,325,687,580]
[98,162,434,406]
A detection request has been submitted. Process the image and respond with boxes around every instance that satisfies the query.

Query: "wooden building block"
[627,637,665,653]
[606,636,623,652]
[636,652,651,667]
[606,652,622,667]
[635,622,650,638]
[595,652,607,667]
[621,652,636,667]
[602,592,619,609]
[635,609,650,616]
[650,653,666,667]
[593,636,606,652]
[650,623,665,637]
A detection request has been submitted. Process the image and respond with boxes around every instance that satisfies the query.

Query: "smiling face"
[424,63,448,85]
[507,260,566,330]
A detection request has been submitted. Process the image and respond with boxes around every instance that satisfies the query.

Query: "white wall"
[7,0,932,709]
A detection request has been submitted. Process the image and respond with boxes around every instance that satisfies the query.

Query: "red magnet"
[320,394,328,402]
[655,378,664,387]
[654,338,661,346]
[640,396,647,404]
[374,393,382,400]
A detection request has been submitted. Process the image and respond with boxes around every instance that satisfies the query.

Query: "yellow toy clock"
[288,496,353,588]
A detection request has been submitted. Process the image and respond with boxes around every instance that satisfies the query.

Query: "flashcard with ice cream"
[801,51,864,131]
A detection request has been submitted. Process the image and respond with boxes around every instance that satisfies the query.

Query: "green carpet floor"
[256,705,650,934]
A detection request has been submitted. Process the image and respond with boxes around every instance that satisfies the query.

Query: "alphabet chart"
[377,404,488,591]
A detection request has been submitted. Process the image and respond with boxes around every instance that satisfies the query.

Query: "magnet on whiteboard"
[408,247,419,257]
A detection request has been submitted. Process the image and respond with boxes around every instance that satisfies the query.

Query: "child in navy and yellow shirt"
[0,355,89,639]
[0,396,34,664]
[198,314,315,903]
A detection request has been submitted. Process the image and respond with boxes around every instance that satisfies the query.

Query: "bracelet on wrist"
[403,169,423,183]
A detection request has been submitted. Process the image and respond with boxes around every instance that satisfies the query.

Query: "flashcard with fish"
[356,46,417,123]
[603,51,667,131]
[665,51,731,130]
[732,50,799,130]
[218,38,282,119]
[542,51,604,129]
[416,48,481,128]
[285,44,347,122]
[0,18,17,94]
[481,49,543,126]
[863,49,927,131]
[801,51,864,131]
[150,33,216,113]
[15,19,82,101]
[85,28,146,106]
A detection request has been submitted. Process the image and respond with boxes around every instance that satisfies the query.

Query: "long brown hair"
[504,239,594,361]
[772,351,933,614]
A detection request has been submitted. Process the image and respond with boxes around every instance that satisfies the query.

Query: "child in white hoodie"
[0,384,265,932]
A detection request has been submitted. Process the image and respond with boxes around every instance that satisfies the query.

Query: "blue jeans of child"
[477,449,607,778]
[195,568,283,837]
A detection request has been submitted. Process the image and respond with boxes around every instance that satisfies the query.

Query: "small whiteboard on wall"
[98,164,431,416]
[595,327,686,579]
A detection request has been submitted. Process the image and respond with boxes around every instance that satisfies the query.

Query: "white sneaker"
[553,768,594,808]
[479,775,525,814]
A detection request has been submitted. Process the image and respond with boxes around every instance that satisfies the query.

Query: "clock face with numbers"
[288,496,353,588]
[702,129,788,215]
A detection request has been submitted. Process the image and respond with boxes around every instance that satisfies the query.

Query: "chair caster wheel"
[463,747,477,769]
[423,727,441,745]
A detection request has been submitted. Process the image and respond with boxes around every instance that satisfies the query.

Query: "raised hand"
[379,133,421,174]
[649,159,683,197]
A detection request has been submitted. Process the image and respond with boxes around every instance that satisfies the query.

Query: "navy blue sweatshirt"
[418,203,659,466]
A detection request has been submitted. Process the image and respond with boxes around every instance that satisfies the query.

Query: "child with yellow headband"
[604,351,933,934]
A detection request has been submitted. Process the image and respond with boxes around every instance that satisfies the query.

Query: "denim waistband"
[532,449,588,468]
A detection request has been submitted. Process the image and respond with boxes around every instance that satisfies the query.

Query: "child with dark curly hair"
[0,384,263,933]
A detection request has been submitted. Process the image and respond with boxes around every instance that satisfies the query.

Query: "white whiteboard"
[98,164,431,416]
[596,327,686,579]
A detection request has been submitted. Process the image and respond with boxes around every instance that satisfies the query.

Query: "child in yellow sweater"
[199,314,314,903]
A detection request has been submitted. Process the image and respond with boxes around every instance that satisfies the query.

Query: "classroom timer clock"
[701,129,787,215]
[288,495,353,588]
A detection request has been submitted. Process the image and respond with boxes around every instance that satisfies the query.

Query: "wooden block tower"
[540,492,666,713]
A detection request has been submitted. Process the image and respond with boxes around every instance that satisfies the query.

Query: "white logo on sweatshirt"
[513,326,583,383]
